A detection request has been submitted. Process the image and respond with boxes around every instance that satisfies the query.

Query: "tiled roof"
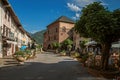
[47,16,75,27]
[2,0,33,40]
[55,16,75,23]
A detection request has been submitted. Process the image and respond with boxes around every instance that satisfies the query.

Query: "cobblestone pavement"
[0,52,109,80]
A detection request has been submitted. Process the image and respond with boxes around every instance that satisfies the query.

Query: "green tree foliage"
[52,42,61,49]
[62,39,73,50]
[79,41,87,49]
[63,39,73,46]
[79,40,87,53]
[75,2,120,70]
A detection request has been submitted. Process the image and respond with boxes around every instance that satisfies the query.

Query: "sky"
[8,0,120,33]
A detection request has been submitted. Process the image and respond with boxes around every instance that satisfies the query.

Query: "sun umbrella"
[20,45,27,51]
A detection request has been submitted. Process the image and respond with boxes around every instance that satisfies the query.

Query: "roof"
[2,0,26,33]
[2,0,21,27]
[47,16,75,27]
[1,0,35,42]
[56,16,75,23]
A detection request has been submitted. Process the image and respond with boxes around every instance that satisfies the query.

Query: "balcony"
[2,31,15,41]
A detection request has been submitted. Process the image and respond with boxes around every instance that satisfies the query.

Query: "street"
[0,52,108,80]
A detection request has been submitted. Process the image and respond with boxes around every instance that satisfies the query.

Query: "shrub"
[60,50,66,56]
[14,51,25,57]
[74,52,80,58]
[70,52,80,58]
[25,50,31,54]
[52,42,61,49]
[81,54,89,63]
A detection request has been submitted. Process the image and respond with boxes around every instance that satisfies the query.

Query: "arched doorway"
[47,44,51,49]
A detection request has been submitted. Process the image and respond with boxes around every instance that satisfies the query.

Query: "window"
[9,31,14,39]
[3,25,10,37]
[8,13,10,22]
[6,28,8,37]
[6,28,10,37]
[56,28,57,32]
[5,10,7,19]
[3,25,6,36]
[62,27,66,32]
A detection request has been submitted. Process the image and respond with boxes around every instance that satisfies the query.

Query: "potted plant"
[60,50,66,56]
[70,51,80,58]
[13,51,26,64]
[24,50,31,60]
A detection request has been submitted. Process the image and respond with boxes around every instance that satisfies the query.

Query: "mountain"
[31,30,46,44]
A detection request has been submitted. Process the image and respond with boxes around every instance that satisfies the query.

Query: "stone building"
[43,16,75,50]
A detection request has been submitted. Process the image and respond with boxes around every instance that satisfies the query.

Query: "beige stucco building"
[0,0,33,58]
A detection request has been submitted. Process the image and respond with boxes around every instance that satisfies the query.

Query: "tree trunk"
[101,43,111,70]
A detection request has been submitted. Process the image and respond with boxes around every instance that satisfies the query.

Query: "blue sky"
[8,0,120,33]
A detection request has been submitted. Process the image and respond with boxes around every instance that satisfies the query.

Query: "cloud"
[76,13,80,18]
[67,3,81,12]
[67,0,108,20]
[72,13,80,20]
[72,16,77,20]
[100,2,108,6]
[73,0,97,7]
[73,0,108,7]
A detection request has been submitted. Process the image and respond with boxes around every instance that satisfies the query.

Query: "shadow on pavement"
[0,59,108,80]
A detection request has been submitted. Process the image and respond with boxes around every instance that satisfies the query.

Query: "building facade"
[43,16,75,50]
[0,0,33,58]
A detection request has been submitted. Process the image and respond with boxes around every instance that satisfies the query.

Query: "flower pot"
[15,56,25,62]
[60,52,66,56]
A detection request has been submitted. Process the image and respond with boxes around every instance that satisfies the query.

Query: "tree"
[75,2,120,70]
[52,42,61,53]
[79,40,87,53]
[62,39,73,51]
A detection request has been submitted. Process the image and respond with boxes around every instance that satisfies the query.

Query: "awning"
[112,44,120,48]
[85,41,97,46]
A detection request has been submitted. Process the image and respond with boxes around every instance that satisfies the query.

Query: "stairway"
[1,56,19,67]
